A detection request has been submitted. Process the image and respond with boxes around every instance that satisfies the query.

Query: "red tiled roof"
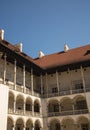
[34,44,90,69]
[1,39,90,70]
[1,40,33,61]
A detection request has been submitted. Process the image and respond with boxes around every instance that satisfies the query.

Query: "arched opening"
[74,96,87,110]
[61,118,74,130]
[26,119,33,130]
[15,118,24,130]
[8,92,14,113]
[60,97,73,115]
[16,95,24,115]
[26,97,32,115]
[7,117,14,130]
[34,100,40,113]
[49,119,61,130]
[48,99,59,113]
[34,120,41,130]
[77,116,90,130]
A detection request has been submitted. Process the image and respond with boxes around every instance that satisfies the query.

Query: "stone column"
[32,125,35,130]
[14,99,16,113]
[12,123,15,130]
[61,125,63,130]
[72,104,75,114]
[31,68,34,95]
[3,54,7,84]
[40,105,42,116]
[40,74,43,95]
[32,104,34,116]
[23,65,26,93]
[24,101,26,115]
[46,73,48,98]
[56,71,59,95]
[59,103,61,113]
[80,66,86,92]
[14,60,16,90]
[23,126,26,130]
[67,68,72,94]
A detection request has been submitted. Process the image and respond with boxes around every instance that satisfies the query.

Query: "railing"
[48,92,59,97]
[42,88,87,98]
[59,90,71,96]
[25,110,32,116]
[72,89,84,94]
[26,88,32,95]
[34,112,41,117]
[0,78,3,84]
[16,85,24,92]
[33,91,41,97]
[15,109,24,115]
[86,87,90,92]
[1,79,90,98]
[8,108,14,114]
[6,81,14,90]
[8,108,41,117]
[48,109,88,117]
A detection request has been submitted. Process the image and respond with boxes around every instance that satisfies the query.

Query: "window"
[52,87,58,93]
[26,128,29,130]
[26,104,31,111]
[55,123,61,130]
[81,124,88,130]
[17,126,21,130]
[76,100,87,109]
[75,83,83,89]
[34,103,39,112]
[73,80,83,90]
[54,104,59,112]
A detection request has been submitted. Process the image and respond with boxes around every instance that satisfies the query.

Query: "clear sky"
[0,0,90,58]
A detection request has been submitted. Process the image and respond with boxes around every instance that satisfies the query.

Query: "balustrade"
[48,109,88,117]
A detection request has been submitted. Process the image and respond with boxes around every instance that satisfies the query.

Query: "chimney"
[39,51,45,58]
[0,29,4,40]
[15,43,23,52]
[64,44,69,52]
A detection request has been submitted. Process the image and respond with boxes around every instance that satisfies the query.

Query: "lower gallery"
[0,29,90,130]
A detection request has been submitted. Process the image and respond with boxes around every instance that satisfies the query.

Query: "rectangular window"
[81,124,88,130]
[26,104,31,111]
[76,100,87,109]
[52,87,58,93]
[75,83,83,89]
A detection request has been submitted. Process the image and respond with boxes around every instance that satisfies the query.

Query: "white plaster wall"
[0,84,9,130]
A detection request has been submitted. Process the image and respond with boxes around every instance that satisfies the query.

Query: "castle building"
[0,29,90,130]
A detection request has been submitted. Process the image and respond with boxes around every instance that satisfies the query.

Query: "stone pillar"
[3,54,7,84]
[67,68,72,94]
[32,126,34,130]
[80,66,86,92]
[40,74,43,95]
[23,126,26,130]
[61,125,63,130]
[14,60,16,90]
[45,73,48,98]
[59,103,61,113]
[23,65,26,93]
[31,68,34,95]
[40,105,42,116]
[32,104,34,116]
[47,125,50,130]
[56,71,59,95]
[72,104,75,114]
[12,123,15,130]
[24,101,26,115]
[14,99,16,113]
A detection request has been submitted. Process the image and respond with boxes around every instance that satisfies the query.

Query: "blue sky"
[0,0,90,58]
